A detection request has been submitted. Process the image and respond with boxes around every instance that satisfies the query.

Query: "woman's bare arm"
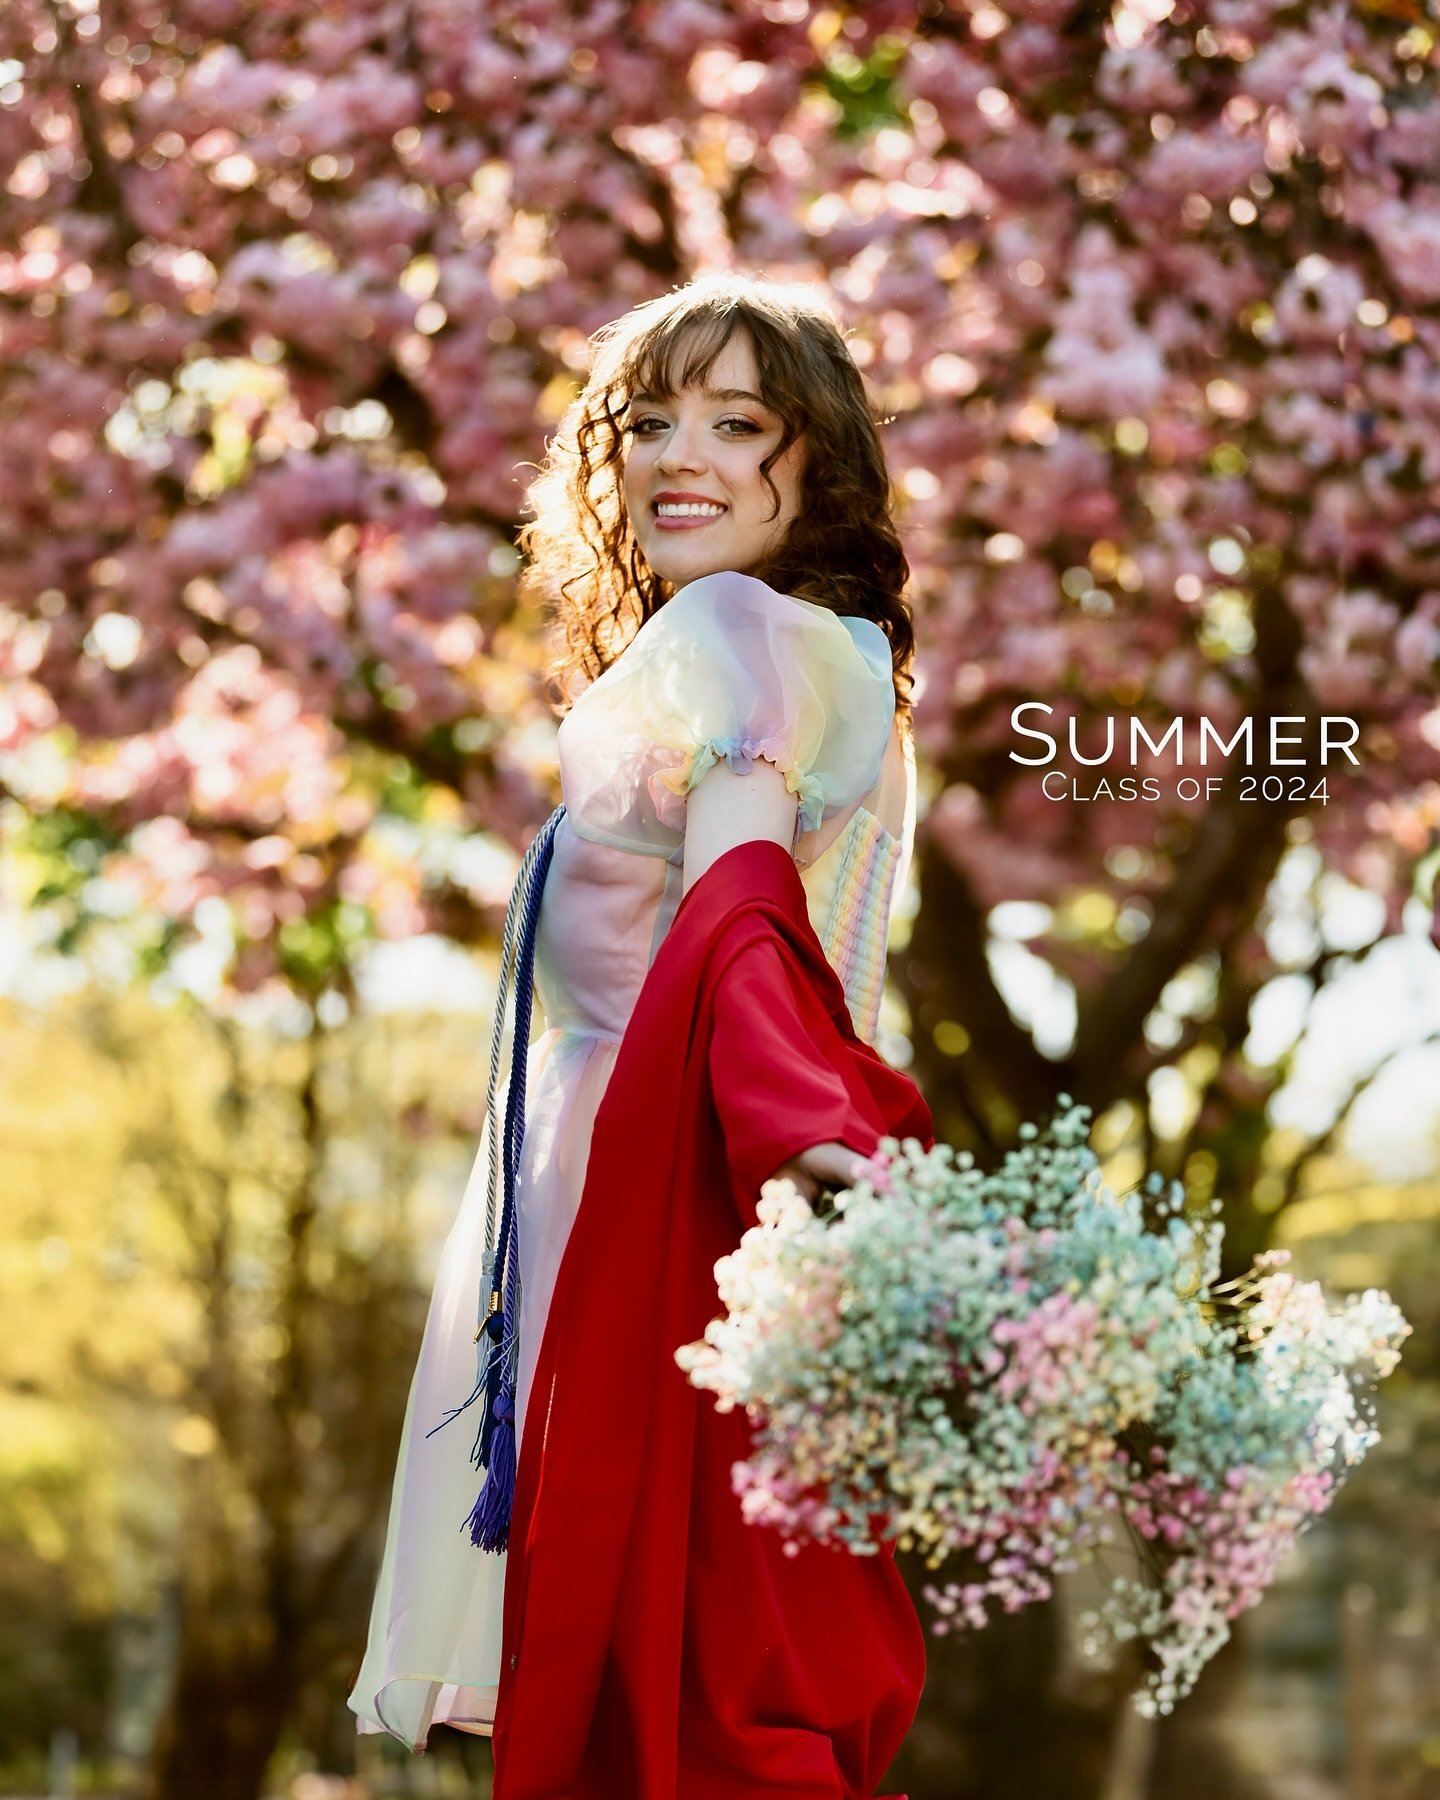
[684,756,862,1203]
[682,756,798,897]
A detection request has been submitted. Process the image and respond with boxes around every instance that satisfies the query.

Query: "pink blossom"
[1274,261,1368,343]
[1383,108,1440,176]
[0,0,1430,1005]
[1394,599,1440,683]
[997,26,1072,88]
[1366,195,1440,306]
[1044,329,1168,422]
[1142,130,1267,202]
[898,40,992,144]
[1290,50,1385,153]
[461,39,529,112]
[1096,46,1190,114]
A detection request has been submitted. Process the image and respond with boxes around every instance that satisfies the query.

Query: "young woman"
[349,272,933,1798]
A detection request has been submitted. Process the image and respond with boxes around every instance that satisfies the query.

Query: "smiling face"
[620,329,805,590]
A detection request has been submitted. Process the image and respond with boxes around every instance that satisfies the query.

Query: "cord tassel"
[474,1309,506,1470]
[465,1388,517,1551]
[429,805,565,1554]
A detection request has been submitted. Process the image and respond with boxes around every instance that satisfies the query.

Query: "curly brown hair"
[518,271,917,724]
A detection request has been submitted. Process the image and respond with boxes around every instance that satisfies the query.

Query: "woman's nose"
[656,423,707,473]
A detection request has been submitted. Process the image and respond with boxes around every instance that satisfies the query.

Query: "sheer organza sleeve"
[555,571,895,861]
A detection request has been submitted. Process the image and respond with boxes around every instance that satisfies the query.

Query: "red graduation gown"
[492,838,933,1799]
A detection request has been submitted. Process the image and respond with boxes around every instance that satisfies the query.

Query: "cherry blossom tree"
[2,0,1438,1793]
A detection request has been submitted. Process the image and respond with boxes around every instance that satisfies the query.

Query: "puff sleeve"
[556,571,895,862]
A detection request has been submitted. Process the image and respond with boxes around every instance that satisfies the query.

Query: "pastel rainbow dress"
[348,571,918,1750]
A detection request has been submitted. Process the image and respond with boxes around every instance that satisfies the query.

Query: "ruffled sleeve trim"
[648,733,829,836]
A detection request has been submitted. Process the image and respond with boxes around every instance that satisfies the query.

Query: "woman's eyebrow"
[629,386,767,405]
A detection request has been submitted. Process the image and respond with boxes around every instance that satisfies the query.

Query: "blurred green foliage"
[821,33,910,137]
[0,986,502,1796]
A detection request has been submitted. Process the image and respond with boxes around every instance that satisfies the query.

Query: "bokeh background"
[2,1,1438,1796]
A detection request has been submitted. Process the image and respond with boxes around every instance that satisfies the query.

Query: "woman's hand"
[767,1140,866,1207]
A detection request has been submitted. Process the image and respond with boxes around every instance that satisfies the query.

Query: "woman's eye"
[630,415,761,436]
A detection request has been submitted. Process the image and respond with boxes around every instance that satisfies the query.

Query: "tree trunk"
[147,1623,294,1800]
[1144,1624,1270,1800]
[886,1558,1117,1800]
[146,1024,320,1800]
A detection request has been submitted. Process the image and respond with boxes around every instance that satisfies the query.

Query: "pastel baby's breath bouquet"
[674,1099,1410,1715]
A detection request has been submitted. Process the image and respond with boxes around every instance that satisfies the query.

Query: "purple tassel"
[464,1387,516,1552]
[439,805,563,1555]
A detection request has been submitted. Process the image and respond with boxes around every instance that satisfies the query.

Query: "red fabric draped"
[492,838,934,1799]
